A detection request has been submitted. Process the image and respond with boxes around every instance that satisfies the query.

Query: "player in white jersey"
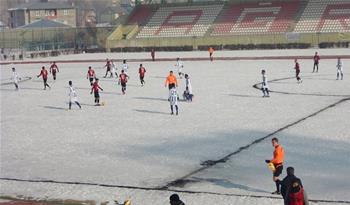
[336,57,344,80]
[183,74,193,101]
[111,60,118,78]
[169,88,179,115]
[11,67,20,90]
[68,81,81,110]
[175,58,184,78]
[121,59,129,74]
[261,70,270,97]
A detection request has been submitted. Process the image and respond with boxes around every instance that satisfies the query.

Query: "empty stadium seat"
[211,1,300,35]
[294,0,350,33]
[136,4,223,38]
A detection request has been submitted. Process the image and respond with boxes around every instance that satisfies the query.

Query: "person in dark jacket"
[280,167,308,205]
[170,194,185,205]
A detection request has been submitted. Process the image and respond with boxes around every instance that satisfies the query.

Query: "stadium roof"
[19,19,71,29]
[8,2,74,11]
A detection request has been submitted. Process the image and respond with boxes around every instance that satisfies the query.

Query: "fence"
[0,26,116,52]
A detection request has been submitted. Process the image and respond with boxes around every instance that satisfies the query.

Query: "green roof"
[19,19,70,29]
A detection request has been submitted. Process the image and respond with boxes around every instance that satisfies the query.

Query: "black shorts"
[140,76,144,81]
[168,83,175,90]
[107,66,111,71]
[94,91,100,98]
[121,82,126,87]
[89,77,94,83]
[44,78,47,84]
[274,164,283,177]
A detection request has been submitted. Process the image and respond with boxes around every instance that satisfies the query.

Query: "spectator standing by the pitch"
[313,52,320,73]
[265,137,284,194]
[208,47,214,61]
[151,48,155,61]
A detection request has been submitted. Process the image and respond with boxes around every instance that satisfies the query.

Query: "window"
[64,9,68,15]
[35,10,40,16]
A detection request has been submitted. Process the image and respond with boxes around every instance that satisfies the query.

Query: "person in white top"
[121,59,129,74]
[169,88,179,115]
[183,74,193,101]
[175,58,184,78]
[111,60,118,78]
[68,81,81,110]
[261,69,270,97]
[11,67,20,90]
[336,57,344,80]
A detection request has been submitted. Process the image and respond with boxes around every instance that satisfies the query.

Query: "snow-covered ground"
[1,49,349,205]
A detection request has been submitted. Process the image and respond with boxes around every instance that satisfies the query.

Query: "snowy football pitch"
[1,49,349,205]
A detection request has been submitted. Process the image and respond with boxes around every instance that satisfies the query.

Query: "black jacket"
[170,200,185,205]
[280,174,303,204]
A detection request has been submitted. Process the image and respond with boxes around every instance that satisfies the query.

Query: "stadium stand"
[212,1,301,35]
[294,0,350,33]
[136,4,223,38]
[127,5,156,26]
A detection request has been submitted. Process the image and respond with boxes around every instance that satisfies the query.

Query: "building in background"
[8,1,76,28]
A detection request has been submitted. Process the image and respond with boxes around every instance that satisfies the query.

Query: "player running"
[37,66,51,90]
[208,47,214,61]
[121,59,129,74]
[261,69,269,97]
[336,57,344,80]
[294,59,302,83]
[139,64,146,86]
[265,137,285,195]
[169,88,179,115]
[90,78,103,105]
[104,58,113,78]
[175,58,184,78]
[50,61,59,80]
[11,67,20,90]
[87,66,96,86]
[68,81,81,110]
[118,70,129,95]
[313,52,320,73]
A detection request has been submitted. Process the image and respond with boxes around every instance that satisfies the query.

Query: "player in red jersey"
[37,66,51,90]
[313,52,320,73]
[90,78,103,105]
[294,59,302,83]
[87,66,96,86]
[103,58,113,78]
[49,61,59,80]
[138,64,146,86]
[118,70,129,95]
